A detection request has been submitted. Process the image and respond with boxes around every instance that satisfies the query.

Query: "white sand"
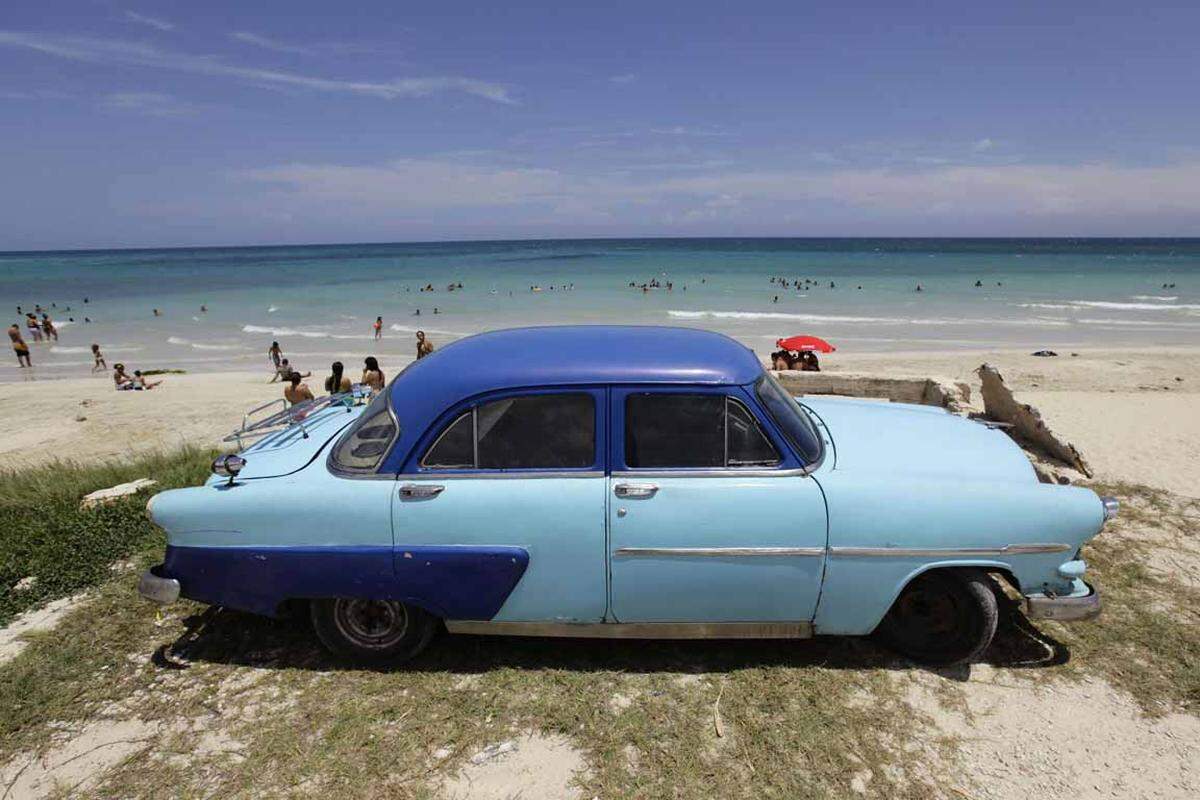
[0,347,1197,494]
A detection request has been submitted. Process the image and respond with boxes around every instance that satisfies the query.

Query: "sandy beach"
[2,345,1197,496]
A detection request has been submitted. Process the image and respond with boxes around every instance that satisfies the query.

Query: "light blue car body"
[144,326,1106,638]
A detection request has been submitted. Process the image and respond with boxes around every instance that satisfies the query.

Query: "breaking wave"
[1068,300,1200,311]
[667,310,903,324]
[167,336,243,351]
[1130,295,1178,301]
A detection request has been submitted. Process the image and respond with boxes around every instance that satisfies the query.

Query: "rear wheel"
[876,569,998,665]
[310,598,437,663]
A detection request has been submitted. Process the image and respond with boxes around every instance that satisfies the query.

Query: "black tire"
[876,569,998,665]
[309,598,438,663]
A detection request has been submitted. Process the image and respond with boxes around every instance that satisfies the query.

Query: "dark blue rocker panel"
[161,544,530,619]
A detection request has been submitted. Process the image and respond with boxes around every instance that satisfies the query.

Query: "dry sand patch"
[442,732,588,800]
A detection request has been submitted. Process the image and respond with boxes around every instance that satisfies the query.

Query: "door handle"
[399,483,445,500]
[614,483,659,499]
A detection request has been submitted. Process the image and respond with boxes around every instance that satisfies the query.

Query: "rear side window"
[625,393,780,468]
[422,393,595,470]
[330,391,399,472]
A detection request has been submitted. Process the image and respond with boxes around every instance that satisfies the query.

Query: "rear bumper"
[138,566,180,605]
[1024,581,1101,622]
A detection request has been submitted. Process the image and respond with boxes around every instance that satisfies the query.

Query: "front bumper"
[1024,580,1101,622]
[138,567,180,605]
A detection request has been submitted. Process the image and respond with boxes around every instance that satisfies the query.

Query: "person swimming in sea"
[9,324,31,367]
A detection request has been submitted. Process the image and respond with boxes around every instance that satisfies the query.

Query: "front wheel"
[310,598,438,663]
[876,569,998,665]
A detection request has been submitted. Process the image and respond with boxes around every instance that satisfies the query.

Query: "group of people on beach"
[771,348,821,372]
[270,330,435,406]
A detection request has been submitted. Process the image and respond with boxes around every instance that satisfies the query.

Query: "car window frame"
[326,389,402,478]
[613,384,799,473]
[411,386,605,475]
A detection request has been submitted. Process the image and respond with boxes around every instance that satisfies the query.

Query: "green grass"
[1055,481,1200,714]
[0,448,216,627]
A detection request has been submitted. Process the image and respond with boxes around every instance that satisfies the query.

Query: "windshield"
[329,390,399,473]
[755,373,824,465]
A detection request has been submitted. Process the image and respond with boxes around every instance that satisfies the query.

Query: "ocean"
[2,238,1198,381]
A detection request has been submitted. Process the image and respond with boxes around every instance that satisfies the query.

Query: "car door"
[608,386,828,622]
[390,387,609,623]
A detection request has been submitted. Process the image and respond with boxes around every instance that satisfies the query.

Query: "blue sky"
[2,0,1198,249]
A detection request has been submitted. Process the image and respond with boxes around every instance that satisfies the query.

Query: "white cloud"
[233,156,1200,234]
[609,73,637,84]
[229,31,314,56]
[973,137,995,152]
[649,125,729,137]
[123,11,174,32]
[100,91,196,116]
[0,31,517,104]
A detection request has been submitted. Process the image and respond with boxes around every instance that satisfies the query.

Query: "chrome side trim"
[445,621,813,639]
[829,543,1072,558]
[614,546,825,558]
[609,468,811,479]
[396,470,605,481]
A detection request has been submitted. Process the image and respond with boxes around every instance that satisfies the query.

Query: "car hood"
[209,405,363,482]
[800,397,1037,483]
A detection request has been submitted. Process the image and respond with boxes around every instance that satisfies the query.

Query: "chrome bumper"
[1024,582,1101,622]
[138,568,180,605]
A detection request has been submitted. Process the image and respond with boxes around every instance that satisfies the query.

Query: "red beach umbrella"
[776,335,836,353]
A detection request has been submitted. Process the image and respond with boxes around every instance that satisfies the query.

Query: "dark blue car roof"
[382,326,764,470]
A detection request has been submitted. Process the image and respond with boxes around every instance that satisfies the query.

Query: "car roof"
[382,325,765,470]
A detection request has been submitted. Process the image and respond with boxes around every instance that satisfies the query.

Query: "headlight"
[212,454,246,478]
[1101,496,1119,521]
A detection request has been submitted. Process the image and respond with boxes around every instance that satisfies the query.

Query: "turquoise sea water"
[2,238,1198,380]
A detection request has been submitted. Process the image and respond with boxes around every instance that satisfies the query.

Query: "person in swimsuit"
[132,370,163,389]
[415,330,434,360]
[9,324,31,367]
[41,314,57,341]
[373,317,383,340]
[361,356,385,393]
[26,314,42,342]
[91,343,107,372]
[268,341,283,372]
[324,361,352,394]
[283,371,315,406]
[112,363,137,390]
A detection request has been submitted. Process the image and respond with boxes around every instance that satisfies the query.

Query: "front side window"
[422,393,595,470]
[624,393,780,468]
[330,391,399,472]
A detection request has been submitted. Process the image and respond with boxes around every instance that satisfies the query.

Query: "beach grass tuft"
[0,448,216,627]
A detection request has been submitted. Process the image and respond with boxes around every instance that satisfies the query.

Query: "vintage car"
[139,326,1113,665]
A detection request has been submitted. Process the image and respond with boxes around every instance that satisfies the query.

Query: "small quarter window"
[625,393,780,469]
[330,391,398,472]
[421,411,474,468]
[422,393,595,470]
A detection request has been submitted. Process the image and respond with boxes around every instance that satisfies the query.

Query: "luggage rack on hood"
[223,388,369,448]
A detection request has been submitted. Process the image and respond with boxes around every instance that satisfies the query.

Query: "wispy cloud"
[0,31,517,104]
[100,91,196,117]
[229,31,314,56]
[123,11,174,32]
[973,137,995,152]
[649,125,729,137]
[609,73,636,84]
[234,155,1200,233]
[0,88,72,100]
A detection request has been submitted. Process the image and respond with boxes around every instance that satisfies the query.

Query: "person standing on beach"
[373,316,383,340]
[91,343,107,372]
[9,324,31,367]
[415,330,434,360]
[26,313,42,342]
